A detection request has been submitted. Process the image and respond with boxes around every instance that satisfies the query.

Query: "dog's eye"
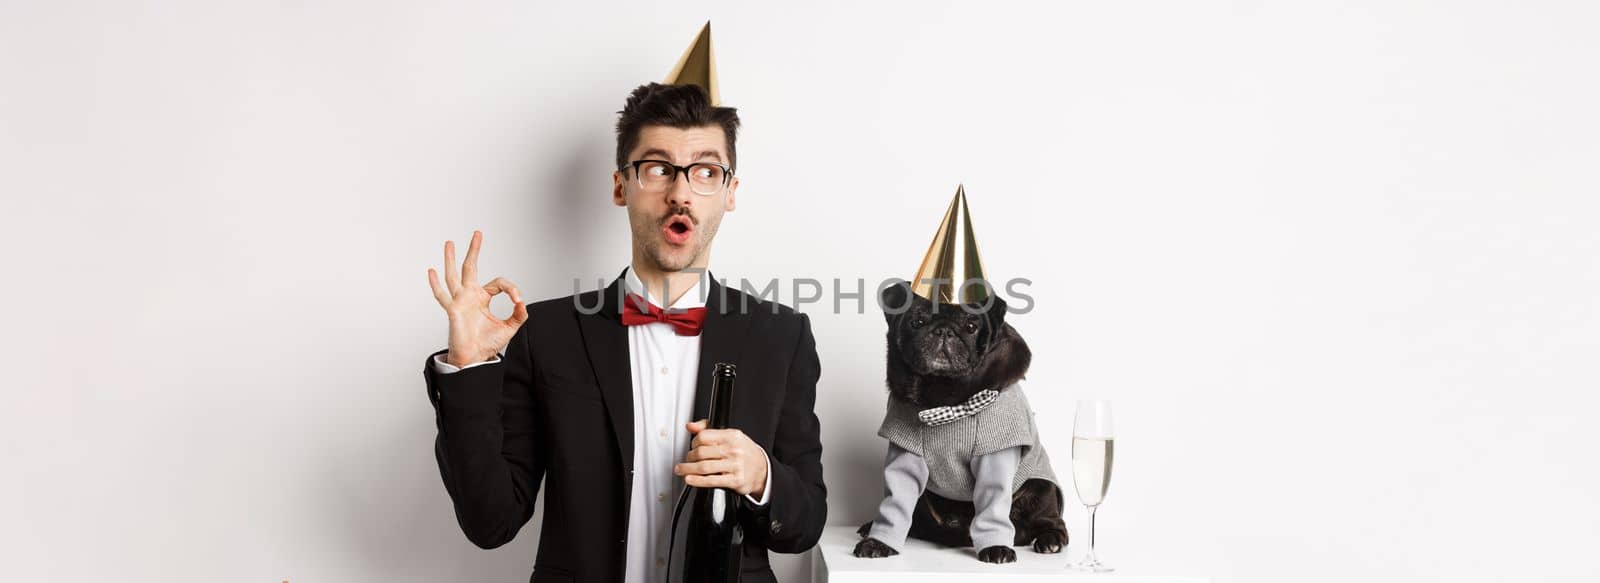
[910,317,927,329]
[965,320,980,333]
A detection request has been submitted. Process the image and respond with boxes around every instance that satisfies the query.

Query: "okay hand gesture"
[427,230,528,367]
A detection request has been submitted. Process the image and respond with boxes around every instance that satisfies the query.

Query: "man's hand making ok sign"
[427,230,528,368]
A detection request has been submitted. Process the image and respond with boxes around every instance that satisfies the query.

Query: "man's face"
[613,124,739,273]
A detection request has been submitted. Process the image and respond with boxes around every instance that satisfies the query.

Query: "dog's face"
[880,280,1008,379]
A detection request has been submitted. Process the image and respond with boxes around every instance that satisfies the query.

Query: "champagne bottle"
[665,362,744,583]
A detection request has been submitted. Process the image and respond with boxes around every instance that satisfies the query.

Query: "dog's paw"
[977,545,1017,564]
[852,537,900,558]
[1032,530,1067,554]
[856,521,872,538]
[1030,531,1068,554]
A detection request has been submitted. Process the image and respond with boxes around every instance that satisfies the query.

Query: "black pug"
[853,280,1068,564]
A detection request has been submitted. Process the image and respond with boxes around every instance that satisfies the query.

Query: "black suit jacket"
[423,271,828,582]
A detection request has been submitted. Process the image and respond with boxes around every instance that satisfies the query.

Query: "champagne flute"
[1068,400,1115,572]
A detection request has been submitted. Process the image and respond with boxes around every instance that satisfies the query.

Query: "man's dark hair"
[615,82,741,173]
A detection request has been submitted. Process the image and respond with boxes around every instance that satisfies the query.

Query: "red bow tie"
[620,293,708,336]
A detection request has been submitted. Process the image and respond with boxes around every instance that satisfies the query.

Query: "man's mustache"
[659,207,699,226]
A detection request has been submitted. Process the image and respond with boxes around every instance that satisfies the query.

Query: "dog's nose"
[935,326,955,338]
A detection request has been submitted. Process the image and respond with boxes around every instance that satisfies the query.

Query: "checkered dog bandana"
[917,389,1000,426]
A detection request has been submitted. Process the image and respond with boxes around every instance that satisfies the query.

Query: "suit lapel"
[693,275,753,422]
[578,270,634,472]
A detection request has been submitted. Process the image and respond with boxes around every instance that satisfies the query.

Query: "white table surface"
[810,525,1210,583]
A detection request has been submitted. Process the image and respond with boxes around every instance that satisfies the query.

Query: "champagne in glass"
[1069,400,1115,572]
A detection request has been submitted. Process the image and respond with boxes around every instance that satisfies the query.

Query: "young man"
[422,82,827,583]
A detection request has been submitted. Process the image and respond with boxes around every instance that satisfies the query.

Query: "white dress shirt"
[433,267,771,583]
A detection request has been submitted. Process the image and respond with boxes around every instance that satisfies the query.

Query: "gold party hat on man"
[664,21,720,106]
[912,184,992,304]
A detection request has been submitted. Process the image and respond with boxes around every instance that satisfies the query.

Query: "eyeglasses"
[619,159,733,196]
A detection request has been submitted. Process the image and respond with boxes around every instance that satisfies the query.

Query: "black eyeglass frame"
[618,159,735,195]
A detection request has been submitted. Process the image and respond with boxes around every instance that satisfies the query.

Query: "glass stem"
[1086,504,1099,562]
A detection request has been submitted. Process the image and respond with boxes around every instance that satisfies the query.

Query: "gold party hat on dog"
[664,21,720,106]
[912,184,992,304]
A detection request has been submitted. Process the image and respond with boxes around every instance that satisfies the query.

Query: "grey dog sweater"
[866,380,1059,551]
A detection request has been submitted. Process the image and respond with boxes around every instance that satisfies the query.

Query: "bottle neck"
[707,373,735,430]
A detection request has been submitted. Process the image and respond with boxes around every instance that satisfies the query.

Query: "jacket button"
[770,520,783,533]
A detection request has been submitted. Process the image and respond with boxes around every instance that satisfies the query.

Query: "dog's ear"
[979,294,1008,332]
[880,279,913,325]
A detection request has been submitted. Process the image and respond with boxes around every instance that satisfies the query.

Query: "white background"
[3,1,1597,581]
